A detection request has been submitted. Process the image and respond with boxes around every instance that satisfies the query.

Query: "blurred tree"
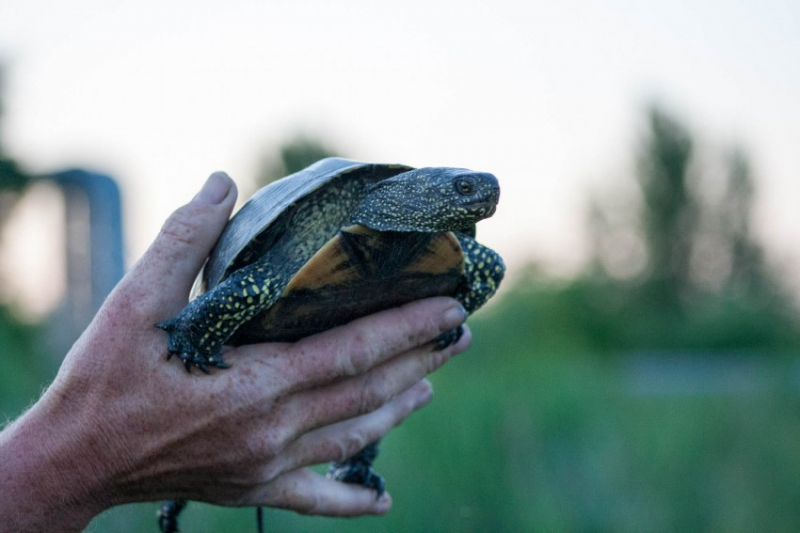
[254,134,338,189]
[719,148,765,295]
[577,104,799,351]
[636,106,697,309]
[591,106,776,302]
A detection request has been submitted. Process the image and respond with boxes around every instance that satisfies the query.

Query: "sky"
[1,0,799,313]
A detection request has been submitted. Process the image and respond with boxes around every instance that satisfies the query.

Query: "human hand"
[0,172,470,532]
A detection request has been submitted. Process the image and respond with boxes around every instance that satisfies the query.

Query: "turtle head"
[350,167,500,232]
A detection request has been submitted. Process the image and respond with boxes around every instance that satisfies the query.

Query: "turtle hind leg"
[157,499,187,533]
[327,441,385,497]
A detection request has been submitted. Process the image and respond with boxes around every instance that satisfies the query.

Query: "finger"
[286,326,471,436]
[275,380,433,474]
[128,172,237,313]
[247,468,392,516]
[237,297,467,395]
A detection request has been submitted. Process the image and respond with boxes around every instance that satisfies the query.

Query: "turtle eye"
[455,178,476,196]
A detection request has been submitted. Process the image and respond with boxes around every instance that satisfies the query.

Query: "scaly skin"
[156,258,290,372]
[455,234,505,315]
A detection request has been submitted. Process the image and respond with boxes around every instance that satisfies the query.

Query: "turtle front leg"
[156,261,287,372]
[327,441,385,497]
[435,235,505,349]
[456,236,505,314]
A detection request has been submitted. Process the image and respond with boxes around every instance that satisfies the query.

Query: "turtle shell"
[195,158,467,344]
[200,158,412,292]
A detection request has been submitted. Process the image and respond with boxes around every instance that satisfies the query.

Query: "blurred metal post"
[49,169,125,349]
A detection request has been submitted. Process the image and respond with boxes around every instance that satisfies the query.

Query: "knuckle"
[425,349,448,374]
[245,426,290,461]
[297,492,324,515]
[272,477,323,515]
[322,430,368,463]
[408,313,439,347]
[398,300,446,343]
[256,460,284,486]
[355,375,384,415]
[159,206,203,247]
[337,329,379,377]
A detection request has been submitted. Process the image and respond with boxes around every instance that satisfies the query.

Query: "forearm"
[0,389,113,532]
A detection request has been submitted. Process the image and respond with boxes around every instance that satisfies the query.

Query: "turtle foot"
[434,324,464,351]
[327,441,385,497]
[157,499,187,533]
[155,318,230,373]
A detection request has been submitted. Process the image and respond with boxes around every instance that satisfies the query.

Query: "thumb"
[129,172,238,313]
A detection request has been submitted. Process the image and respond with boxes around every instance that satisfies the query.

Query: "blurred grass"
[73,278,800,532]
[0,306,52,418]
[7,110,799,531]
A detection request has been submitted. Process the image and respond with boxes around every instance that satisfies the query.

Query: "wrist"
[0,384,116,532]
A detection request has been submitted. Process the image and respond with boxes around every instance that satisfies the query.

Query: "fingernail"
[442,302,467,331]
[414,380,434,407]
[375,492,392,513]
[194,172,232,205]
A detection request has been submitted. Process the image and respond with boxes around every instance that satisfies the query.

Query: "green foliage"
[0,68,41,418]
[255,135,338,189]
[0,306,48,418]
[87,282,800,532]
[11,105,800,531]
[0,157,28,192]
[493,270,800,355]
[593,106,778,312]
[636,107,697,307]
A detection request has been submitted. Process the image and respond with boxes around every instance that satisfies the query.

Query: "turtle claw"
[327,441,385,498]
[434,325,464,351]
[155,320,230,373]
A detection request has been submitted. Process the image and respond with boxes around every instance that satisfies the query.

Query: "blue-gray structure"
[49,169,125,352]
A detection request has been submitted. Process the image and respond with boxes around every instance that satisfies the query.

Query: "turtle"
[154,157,505,531]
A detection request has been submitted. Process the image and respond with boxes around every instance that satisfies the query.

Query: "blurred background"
[2,0,800,531]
